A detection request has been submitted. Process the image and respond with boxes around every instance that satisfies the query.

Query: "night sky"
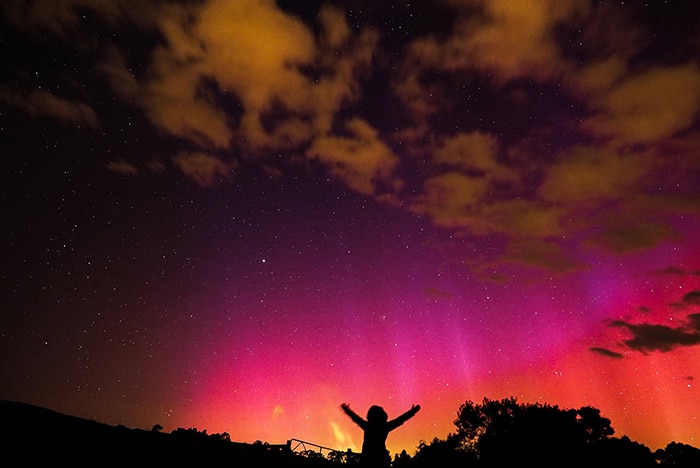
[2,0,700,455]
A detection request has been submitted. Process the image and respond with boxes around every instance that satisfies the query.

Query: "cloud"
[408,130,549,238]
[502,240,582,274]
[654,267,700,277]
[672,291,700,310]
[586,218,679,254]
[306,118,399,196]
[172,151,239,187]
[394,0,581,124]
[1,0,157,35]
[0,86,99,128]
[96,0,379,155]
[538,146,650,206]
[98,47,141,103]
[2,0,95,35]
[107,159,166,176]
[107,160,139,175]
[310,19,379,138]
[425,288,452,299]
[588,220,678,254]
[97,0,315,148]
[410,171,490,230]
[433,132,515,181]
[189,0,318,148]
[582,64,700,145]
[590,347,624,359]
[412,178,565,241]
[385,1,700,271]
[610,319,700,353]
[146,159,166,174]
[596,290,700,355]
[4,0,700,277]
[403,0,584,84]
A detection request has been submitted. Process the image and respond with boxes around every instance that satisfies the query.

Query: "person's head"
[367,405,388,423]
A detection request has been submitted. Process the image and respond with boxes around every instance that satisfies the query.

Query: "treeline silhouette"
[399,397,700,467]
[2,398,699,467]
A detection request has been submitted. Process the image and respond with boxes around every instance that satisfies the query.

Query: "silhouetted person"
[341,403,420,468]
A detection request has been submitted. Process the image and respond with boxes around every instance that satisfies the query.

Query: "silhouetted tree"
[391,449,411,468]
[409,436,478,468]
[452,397,619,466]
[576,405,615,441]
[587,435,657,467]
[209,432,231,442]
[328,449,361,465]
[299,449,325,459]
[655,441,700,467]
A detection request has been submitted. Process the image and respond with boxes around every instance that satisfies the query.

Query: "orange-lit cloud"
[538,146,649,206]
[95,0,380,155]
[586,218,679,254]
[582,64,700,145]
[4,0,700,274]
[307,118,399,196]
[172,151,239,187]
[403,0,584,84]
[502,239,582,274]
[106,160,139,175]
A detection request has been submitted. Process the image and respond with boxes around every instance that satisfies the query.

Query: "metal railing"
[287,438,340,457]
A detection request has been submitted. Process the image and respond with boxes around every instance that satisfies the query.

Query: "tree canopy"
[402,397,669,467]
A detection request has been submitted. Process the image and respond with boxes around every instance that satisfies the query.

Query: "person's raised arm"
[388,404,421,430]
[341,403,366,428]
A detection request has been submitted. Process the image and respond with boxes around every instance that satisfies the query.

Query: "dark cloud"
[610,319,700,353]
[587,219,680,254]
[590,347,624,359]
[688,313,700,329]
[595,291,700,355]
[425,288,452,299]
[0,86,99,128]
[654,266,700,277]
[673,291,700,309]
[502,239,584,275]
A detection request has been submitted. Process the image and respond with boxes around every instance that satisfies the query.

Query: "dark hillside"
[0,400,325,467]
